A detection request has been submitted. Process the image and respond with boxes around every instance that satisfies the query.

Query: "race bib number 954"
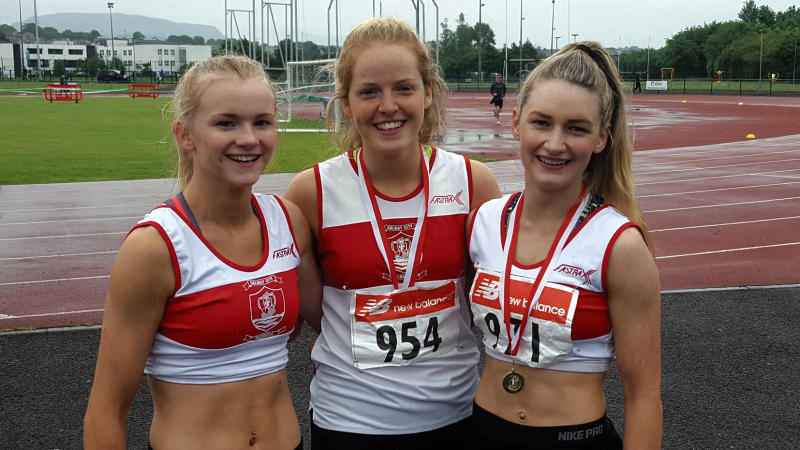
[351,282,460,369]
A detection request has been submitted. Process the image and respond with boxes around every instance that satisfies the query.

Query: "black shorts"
[310,409,471,450]
[490,96,504,108]
[466,403,622,449]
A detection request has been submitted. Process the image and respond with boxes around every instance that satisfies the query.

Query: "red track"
[1,94,798,330]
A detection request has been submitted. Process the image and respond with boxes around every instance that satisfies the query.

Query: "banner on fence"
[646,81,669,91]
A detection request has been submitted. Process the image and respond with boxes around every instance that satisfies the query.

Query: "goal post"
[278,58,337,123]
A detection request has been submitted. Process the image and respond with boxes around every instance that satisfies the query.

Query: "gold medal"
[502,370,525,394]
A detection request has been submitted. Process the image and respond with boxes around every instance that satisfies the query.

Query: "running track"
[1,94,799,330]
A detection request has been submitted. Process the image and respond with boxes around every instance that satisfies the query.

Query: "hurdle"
[128,84,160,99]
[43,84,83,103]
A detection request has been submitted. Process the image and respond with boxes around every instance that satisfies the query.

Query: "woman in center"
[285,17,500,449]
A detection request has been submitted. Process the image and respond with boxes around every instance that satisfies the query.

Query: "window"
[99,50,105,55]
[48,48,63,55]
[170,49,175,55]
[27,48,39,54]
[170,60,175,67]
[158,49,162,55]
[68,49,83,55]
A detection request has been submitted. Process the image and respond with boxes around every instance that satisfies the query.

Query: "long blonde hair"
[518,41,651,250]
[325,17,447,152]
[171,54,276,190]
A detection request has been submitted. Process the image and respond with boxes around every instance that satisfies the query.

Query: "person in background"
[633,72,642,94]
[466,41,662,449]
[284,17,500,450]
[84,54,321,450]
[490,73,507,125]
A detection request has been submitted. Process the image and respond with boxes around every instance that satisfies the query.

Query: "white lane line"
[656,242,800,260]
[650,216,800,232]
[638,157,800,176]
[638,181,800,198]
[634,149,800,168]
[0,232,125,241]
[0,203,153,213]
[0,216,141,226]
[0,251,118,262]
[644,196,800,213]
[0,308,104,320]
[0,275,110,286]
[636,168,800,185]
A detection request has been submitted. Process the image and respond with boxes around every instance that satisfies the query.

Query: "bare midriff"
[476,356,608,427]
[147,369,300,449]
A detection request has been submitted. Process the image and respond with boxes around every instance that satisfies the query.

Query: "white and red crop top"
[467,193,637,373]
[132,193,301,384]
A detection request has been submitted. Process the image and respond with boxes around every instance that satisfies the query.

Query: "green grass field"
[0,95,337,185]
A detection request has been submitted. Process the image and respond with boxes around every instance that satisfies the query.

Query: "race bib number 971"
[351,282,460,369]
[469,269,578,368]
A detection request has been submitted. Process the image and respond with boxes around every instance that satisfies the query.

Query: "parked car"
[96,69,129,82]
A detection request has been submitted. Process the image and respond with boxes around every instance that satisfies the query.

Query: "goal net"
[275,58,337,124]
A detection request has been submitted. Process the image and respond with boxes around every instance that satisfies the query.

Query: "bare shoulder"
[109,225,175,307]
[284,168,318,231]
[607,227,660,303]
[468,159,501,210]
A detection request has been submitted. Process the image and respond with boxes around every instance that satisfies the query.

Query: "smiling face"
[173,76,276,191]
[340,42,432,157]
[512,79,608,195]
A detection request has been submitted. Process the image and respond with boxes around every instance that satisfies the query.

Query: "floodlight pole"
[519,0,523,79]
[33,0,40,78]
[758,29,763,94]
[571,33,578,43]
[550,0,555,56]
[555,36,563,49]
[18,0,24,80]
[478,0,484,83]
[793,37,797,85]
[108,3,115,69]
[432,0,440,67]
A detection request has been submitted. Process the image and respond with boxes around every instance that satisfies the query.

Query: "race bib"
[470,269,578,367]
[351,281,460,369]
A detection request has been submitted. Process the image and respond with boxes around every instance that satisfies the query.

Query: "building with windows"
[0,39,211,79]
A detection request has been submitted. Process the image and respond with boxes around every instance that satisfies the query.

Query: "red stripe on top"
[129,220,182,294]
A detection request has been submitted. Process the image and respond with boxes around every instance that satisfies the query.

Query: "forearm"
[622,395,663,449]
[84,408,128,450]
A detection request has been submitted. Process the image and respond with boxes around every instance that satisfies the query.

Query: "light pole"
[478,1,485,83]
[550,0,555,55]
[571,33,578,43]
[758,29,764,94]
[107,3,115,70]
[519,0,524,80]
[555,36,563,49]
[793,37,798,85]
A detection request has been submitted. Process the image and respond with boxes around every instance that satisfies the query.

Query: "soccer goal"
[276,58,337,123]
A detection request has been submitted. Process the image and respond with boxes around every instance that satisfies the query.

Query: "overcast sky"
[3,0,797,50]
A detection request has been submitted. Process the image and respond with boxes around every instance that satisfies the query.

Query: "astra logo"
[554,264,596,284]
[272,243,297,259]
[430,190,464,206]
[356,297,392,317]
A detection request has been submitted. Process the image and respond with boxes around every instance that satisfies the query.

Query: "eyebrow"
[527,110,594,125]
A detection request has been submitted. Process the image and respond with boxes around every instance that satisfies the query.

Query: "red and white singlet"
[133,193,301,384]
[468,193,637,372]
[310,147,480,434]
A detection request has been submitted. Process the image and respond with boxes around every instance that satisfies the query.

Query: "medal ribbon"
[499,189,589,356]
[356,145,431,290]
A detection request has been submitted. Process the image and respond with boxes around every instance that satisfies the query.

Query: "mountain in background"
[17,12,224,41]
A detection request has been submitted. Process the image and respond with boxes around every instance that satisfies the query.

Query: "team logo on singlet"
[430,190,464,206]
[554,264,597,284]
[248,286,287,333]
[385,222,415,281]
[272,243,297,259]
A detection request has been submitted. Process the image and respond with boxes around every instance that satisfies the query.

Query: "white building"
[0,39,211,79]
[96,39,211,76]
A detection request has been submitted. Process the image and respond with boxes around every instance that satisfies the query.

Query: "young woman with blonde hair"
[84,54,321,449]
[466,41,662,449]
[285,17,500,449]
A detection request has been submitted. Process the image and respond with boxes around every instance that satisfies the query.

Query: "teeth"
[539,157,568,166]
[228,154,259,162]
[376,121,403,130]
